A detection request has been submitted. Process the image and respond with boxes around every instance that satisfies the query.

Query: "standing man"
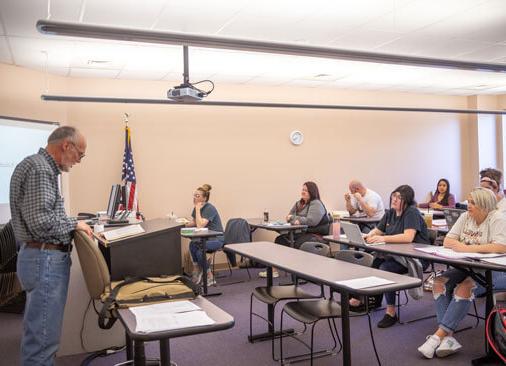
[344,180,385,219]
[10,126,93,366]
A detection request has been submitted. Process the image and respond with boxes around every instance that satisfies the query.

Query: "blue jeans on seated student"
[373,257,408,305]
[189,237,225,269]
[475,271,506,297]
[434,268,475,333]
[17,244,71,366]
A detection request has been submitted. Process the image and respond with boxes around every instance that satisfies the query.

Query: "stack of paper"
[414,246,504,260]
[180,227,209,235]
[129,300,215,333]
[335,276,394,289]
[267,221,290,227]
[103,224,145,241]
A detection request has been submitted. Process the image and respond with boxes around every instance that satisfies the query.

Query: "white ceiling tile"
[0,0,82,38]
[362,0,486,34]
[211,73,257,84]
[285,79,331,88]
[117,69,169,81]
[455,44,506,63]
[70,67,120,78]
[155,0,249,34]
[0,36,13,63]
[82,0,167,28]
[330,30,402,51]
[375,35,491,58]
[9,36,75,68]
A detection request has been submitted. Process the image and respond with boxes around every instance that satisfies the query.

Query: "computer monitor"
[106,184,121,219]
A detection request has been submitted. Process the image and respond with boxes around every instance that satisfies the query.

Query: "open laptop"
[341,221,385,246]
[443,208,466,230]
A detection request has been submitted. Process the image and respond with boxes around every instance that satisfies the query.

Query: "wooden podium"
[98,218,184,280]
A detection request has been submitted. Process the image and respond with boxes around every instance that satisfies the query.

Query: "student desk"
[180,229,223,297]
[323,235,506,365]
[97,218,184,281]
[118,296,234,366]
[248,218,307,247]
[340,215,381,232]
[226,242,421,366]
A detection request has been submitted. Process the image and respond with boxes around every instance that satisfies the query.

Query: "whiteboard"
[0,116,58,224]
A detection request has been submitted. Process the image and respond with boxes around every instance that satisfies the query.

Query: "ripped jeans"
[433,268,476,334]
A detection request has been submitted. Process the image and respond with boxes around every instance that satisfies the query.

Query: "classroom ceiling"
[1,0,506,96]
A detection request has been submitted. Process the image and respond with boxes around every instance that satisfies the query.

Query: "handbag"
[99,275,198,329]
[485,305,506,363]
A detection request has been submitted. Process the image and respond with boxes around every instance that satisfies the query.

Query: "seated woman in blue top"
[275,181,330,248]
[418,178,456,209]
[187,184,224,286]
[352,184,430,328]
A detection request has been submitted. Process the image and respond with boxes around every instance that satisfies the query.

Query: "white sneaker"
[418,335,441,359]
[258,270,279,278]
[436,336,462,357]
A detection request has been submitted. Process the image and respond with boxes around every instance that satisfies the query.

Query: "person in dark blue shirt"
[351,184,430,328]
[187,184,224,286]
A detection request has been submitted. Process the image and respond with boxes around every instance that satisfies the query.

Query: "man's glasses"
[69,141,85,160]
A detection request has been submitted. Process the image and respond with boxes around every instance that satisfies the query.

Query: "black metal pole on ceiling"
[36,20,506,74]
[183,46,189,86]
[39,95,506,115]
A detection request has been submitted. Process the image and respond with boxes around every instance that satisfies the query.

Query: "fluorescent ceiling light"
[37,20,506,73]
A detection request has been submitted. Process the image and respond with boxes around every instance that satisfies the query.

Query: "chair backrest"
[334,250,374,268]
[223,218,251,244]
[74,230,111,300]
[0,221,17,272]
[300,241,330,257]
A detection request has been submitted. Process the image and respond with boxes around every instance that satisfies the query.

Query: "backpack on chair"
[486,305,506,363]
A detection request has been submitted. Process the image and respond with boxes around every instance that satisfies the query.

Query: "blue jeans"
[189,237,224,269]
[434,268,475,333]
[17,245,71,366]
[475,271,506,297]
[372,257,407,306]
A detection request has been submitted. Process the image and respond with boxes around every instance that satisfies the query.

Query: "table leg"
[134,340,146,366]
[200,238,222,297]
[277,231,297,286]
[125,333,133,361]
[159,338,171,366]
[341,292,351,366]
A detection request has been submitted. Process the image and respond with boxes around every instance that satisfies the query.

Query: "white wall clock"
[290,130,304,145]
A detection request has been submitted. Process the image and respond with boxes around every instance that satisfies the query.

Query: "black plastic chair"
[249,242,330,360]
[278,250,382,366]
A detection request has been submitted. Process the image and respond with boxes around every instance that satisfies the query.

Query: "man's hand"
[366,235,385,244]
[76,221,93,238]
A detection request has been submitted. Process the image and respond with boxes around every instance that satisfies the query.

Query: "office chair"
[0,221,25,313]
[279,250,381,366]
[249,242,329,361]
[210,218,252,284]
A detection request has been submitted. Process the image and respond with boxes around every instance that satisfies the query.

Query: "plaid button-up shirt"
[10,148,77,245]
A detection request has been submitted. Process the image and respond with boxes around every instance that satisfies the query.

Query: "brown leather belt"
[26,241,73,253]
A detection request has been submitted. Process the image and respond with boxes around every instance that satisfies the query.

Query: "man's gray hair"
[470,187,497,214]
[47,126,79,144]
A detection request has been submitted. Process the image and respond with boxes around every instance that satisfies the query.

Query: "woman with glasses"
[350,185,430,328]
[187,184,224,286]
[418,187,506,359]
[418,178,456,209]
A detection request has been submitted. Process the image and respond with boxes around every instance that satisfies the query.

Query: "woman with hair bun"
[187,184,224,286]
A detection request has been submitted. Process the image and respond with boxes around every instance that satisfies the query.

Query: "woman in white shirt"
[418,187,506,359]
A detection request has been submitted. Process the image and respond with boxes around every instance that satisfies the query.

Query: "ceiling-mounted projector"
[167,84,203,101]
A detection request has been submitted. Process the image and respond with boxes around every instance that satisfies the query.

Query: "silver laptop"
[341,221,385,246]
[443,208,465,230]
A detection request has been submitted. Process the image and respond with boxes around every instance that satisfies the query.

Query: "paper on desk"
[432,219,447,227]
[102,224,145,241]
[481,256,506,266]
[129,301,215,333]
[335,276,394,289]
[414,246,504,259]
[267,221,290,227]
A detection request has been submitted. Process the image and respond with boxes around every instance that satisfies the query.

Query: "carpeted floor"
[0,267,498,366]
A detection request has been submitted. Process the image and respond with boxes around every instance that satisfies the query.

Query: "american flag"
[122,125,138,212]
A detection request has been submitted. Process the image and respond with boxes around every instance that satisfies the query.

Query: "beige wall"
[2,63,495,225]
[2,62,505,355]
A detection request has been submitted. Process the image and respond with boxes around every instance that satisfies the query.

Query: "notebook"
[341,221,385,246]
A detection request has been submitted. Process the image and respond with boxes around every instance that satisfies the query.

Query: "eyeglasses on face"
[69,141,86,160]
